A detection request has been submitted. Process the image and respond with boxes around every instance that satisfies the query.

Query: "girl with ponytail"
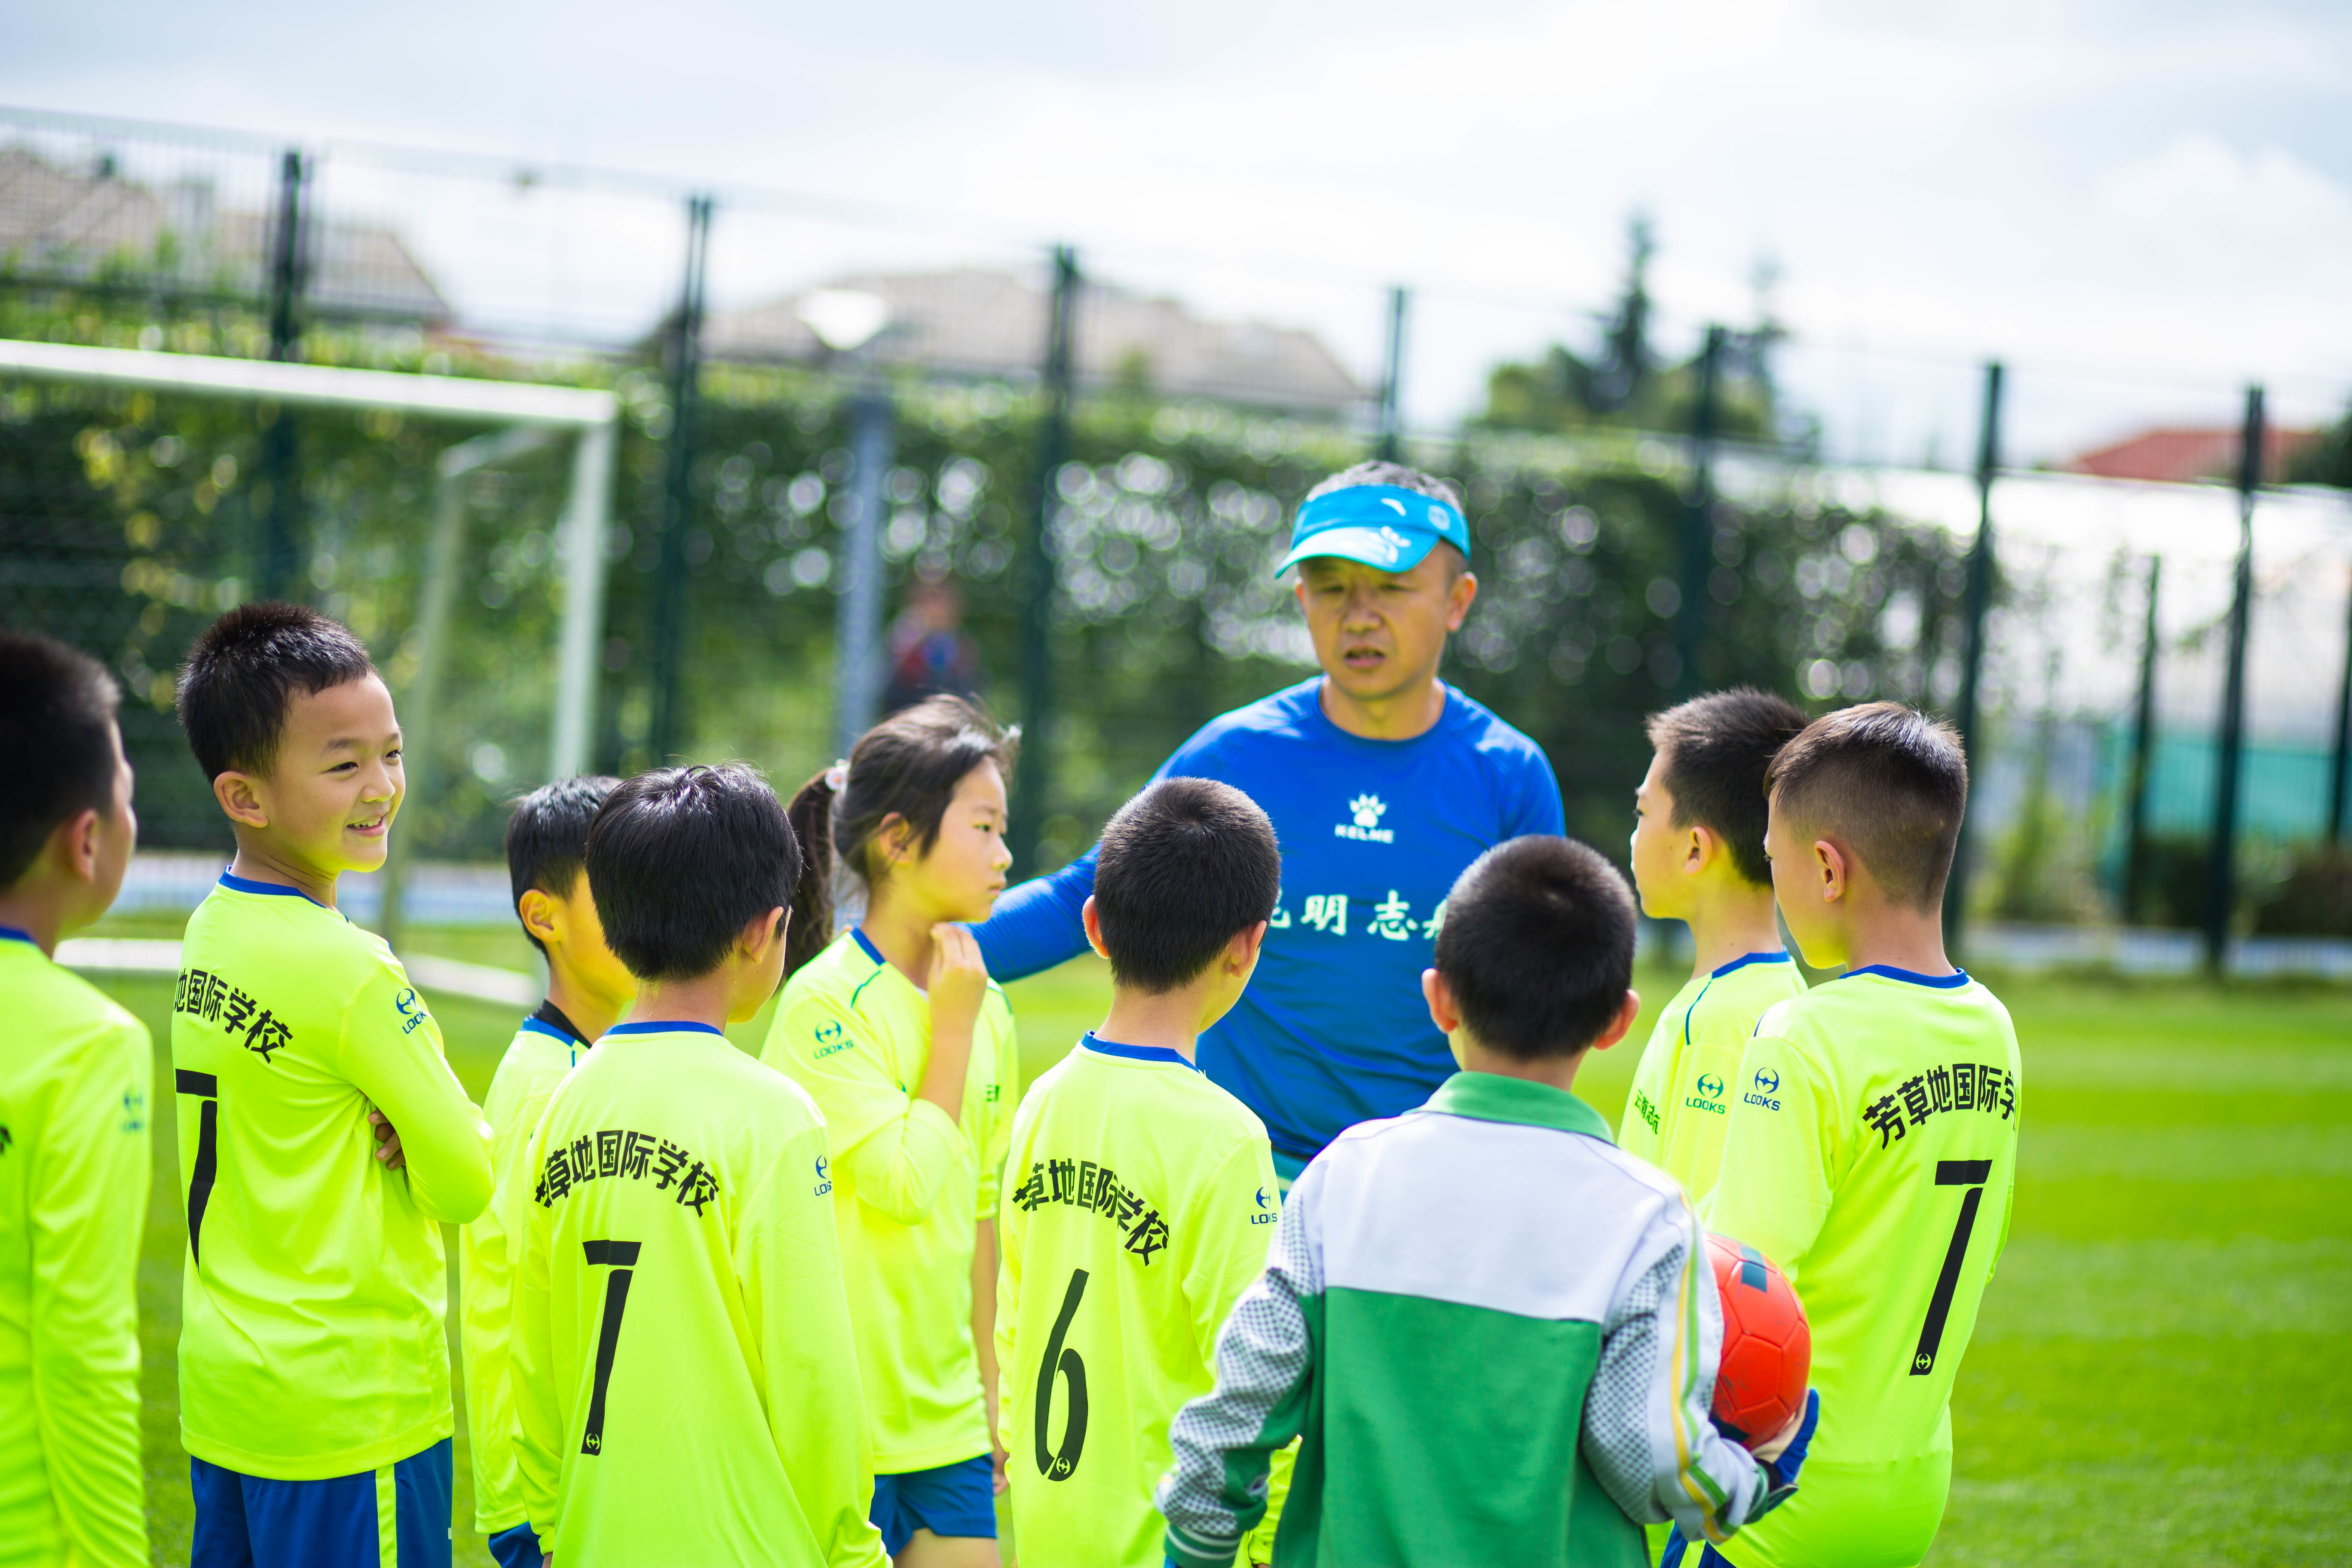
[763,695,1019,1568]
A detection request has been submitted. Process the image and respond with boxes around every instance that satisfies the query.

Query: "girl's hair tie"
[823,759,849,793]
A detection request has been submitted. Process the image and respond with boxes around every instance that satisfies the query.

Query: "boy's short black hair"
[1093,777,1281,994]
[1434,836,1635,1060]
[175,601,376,780]
[0,631,123,887]
[506,775,623,956]
[1767,702,1968,912]
[586,764,801,983]
[1646,687,1811,886]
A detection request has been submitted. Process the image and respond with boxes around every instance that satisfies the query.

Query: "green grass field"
[91,944,2349,1565]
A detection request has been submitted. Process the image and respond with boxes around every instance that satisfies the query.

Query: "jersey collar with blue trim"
[1081,1032,1202,1073]
[217,870,332,910]
[604,1020,727,1038]
[0,924,35,946]
[1710,949,1793,978]
[1844,964,1969,989]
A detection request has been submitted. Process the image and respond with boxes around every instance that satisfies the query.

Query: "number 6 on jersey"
[1034,1268,1090,1480]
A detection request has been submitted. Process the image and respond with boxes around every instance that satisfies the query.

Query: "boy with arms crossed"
[1622,689,1810,1206]
[1159,837,1810,1568]
[511,766,885,1567]
[1696,704,2020,1568]
[171,604,493,1567]
[459,777,637,1568]
[0,632,149,1568]
[996,778,1282,1568]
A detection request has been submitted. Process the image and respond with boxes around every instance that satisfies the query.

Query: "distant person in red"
[884,576,984,716]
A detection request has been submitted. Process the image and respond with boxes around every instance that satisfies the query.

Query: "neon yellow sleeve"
[31,1012,150,1568]
[768,987,967,1226]
[336,962,493,1225]
[738,1124,889,1568]
[511,1112,563,1537]
[1705,1032,1833,1283]
[973,999,1018,1216]
[992,1143,1024,1454]
[460,1064,558,1533]
[1179,1137,1281,1369]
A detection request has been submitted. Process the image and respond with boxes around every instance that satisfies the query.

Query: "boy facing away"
[995,778,1283,1568]
[0,632,149,1568]
[458,776,637,1568]
[511,765,886,1567]
[1159,836,1810,1568]
[1623,689,1810,1207]
[1698,704,2021,1568]
[170,604,493,1568]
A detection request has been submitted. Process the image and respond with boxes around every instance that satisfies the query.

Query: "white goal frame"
[0,337,621,776]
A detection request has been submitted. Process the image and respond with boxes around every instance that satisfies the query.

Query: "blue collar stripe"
[1846,964,1970,989]
[1082,1032,1201,1073]
[218,871,322,903]
[851,927,887,968]
[518,1017,576,1043]
[605,1020,728,1037]
[1711,950,1793,978]
[0,925,34,946]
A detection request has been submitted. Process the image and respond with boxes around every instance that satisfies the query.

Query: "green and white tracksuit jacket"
[1157,1072,1792,1568]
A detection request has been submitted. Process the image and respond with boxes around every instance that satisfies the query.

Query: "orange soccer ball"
[1705,1232,1811,1447]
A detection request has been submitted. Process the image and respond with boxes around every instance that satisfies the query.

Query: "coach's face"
[1295,550,1476,706]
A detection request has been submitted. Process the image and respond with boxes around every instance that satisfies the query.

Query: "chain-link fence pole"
[1945,360,2003,950]
[1375,286,1408,462]
[1675,324,1726,702]
[2204,385,2265,974]
[647,193,712,763]
[257,148,309,602]
[1011,245,1078,877]
[833,381,893,758]
[2122,554,2163,922]
[2328,571,2352,845]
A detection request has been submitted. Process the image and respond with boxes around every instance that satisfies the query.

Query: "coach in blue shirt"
[974,460,1566,1180]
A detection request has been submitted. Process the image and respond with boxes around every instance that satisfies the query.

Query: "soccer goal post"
[0,337,621,940]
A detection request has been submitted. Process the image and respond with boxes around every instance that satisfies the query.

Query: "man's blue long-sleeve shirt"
[974,677,1565,1163]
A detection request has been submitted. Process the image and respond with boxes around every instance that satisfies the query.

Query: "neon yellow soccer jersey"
[171,873,493,1479]
[1620,951,1804,1206]
[511,1022,886,1568]
[763,928,1018,1472]
[459,1013,588,1534]
[0,927,150,1568]
[996,1035,1279,1568]
[1704,965,2021,1568]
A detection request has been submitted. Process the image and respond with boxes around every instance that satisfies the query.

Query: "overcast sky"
[7,0,2349,463]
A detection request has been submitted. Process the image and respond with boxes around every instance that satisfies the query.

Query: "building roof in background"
[2062,424,2318,485]
[703,267,1366,416]
[0,144,451,324]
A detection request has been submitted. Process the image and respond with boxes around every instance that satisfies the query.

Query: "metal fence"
[4,103,2349,957]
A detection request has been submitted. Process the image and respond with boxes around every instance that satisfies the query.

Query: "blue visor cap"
[1276,484,1470,577]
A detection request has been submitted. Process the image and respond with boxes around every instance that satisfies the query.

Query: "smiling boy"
[170,603,492,1568]
[976,462,1565,1188]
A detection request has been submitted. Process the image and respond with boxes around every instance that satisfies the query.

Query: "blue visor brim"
[1277,524,1439,576]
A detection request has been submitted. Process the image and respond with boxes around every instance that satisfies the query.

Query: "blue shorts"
[486,1522,543,1568]
[191,1438,452,1568]
[870,1454,996,1556]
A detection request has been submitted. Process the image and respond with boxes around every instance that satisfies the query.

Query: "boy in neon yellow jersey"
[1623,689,1810,1208]
[458,776,635,1568]
[511,765,885,1567]
[995,778,1281,1568]
[768,697,1019,1567]
[170,603,493,1568]
[1688,704,2021,1568]
[0,633,148,1568]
